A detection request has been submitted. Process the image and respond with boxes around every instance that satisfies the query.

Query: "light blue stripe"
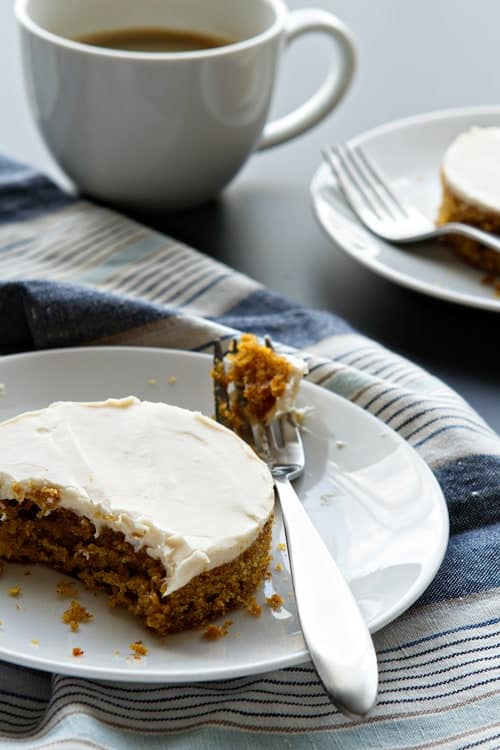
[323,370,372,400]
[74,234,173,286]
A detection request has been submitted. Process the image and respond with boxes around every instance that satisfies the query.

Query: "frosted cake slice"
[438,126,500,274]
[0,397,274,635]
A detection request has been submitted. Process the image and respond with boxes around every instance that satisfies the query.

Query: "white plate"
[311,105,500,312]
[0,347,448,682]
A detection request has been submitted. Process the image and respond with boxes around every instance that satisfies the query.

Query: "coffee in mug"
[74,27,234,53]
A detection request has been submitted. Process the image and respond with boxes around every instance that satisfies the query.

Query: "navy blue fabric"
[218,289,354,342]
[434,454,500,534]
[0,281,351,355]
[418,522,500,605]
[0,156,73,223]
[0,280,172,353]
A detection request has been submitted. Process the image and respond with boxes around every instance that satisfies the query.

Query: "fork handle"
[275,476,378,717]
[437,222,500,255]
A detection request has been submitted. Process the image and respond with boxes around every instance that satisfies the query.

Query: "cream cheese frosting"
[0,397,274,595]
[269,352,308,424]
[442,127,500,213]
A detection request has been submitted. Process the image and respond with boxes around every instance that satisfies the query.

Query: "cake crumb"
[147,378,157,386]
[266,594,284,611]
[275,562,283,572]
[129,640,148,658]
[246,597,262,617]
[335,440,347,449]
[113,650,121,657]
[168,375,177,385]
[30,639,39,647]
[8,586,21,598]
[62,601,93,632]
[24,570,31,577]
[277,543,287,552]
[202,621,232,641]
[56,581,79,598]
[72,647,84,657]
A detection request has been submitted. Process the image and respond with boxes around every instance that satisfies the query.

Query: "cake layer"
[0,397,274,595]
[0,497,273,635]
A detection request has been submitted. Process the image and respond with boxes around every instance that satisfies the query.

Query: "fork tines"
[322,143,407,221]
[212,339,231,429]
[212,337,255,449]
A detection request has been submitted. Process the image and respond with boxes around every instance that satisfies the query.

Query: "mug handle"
[257,9,356,151]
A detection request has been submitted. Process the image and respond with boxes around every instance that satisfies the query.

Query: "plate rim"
[311,104,500,313]
[0,345,449,682]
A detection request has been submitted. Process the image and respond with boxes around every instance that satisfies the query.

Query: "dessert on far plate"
[0,397,274,635]
[437,126,500,274]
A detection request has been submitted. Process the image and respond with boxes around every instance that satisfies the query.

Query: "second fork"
[323,144,500,254]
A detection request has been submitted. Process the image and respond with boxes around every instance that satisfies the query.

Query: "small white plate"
[311,105,500,312]
[0,347,448,682]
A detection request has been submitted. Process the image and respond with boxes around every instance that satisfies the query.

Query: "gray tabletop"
[1,0,499,431]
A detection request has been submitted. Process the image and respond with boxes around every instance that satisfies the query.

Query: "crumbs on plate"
[62,601,93,632]
[202,620,233,641]
[129,640,148,659]
[8,586,21,598]
[72,647,84,657]
[266,594,284,611]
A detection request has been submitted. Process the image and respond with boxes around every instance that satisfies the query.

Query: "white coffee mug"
[15,0,356,212]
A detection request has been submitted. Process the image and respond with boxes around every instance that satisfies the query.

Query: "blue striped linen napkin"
[0,154,499,750]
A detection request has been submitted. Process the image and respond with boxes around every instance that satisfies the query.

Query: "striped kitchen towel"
[0,154,498,750]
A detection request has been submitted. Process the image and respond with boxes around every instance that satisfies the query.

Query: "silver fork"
[322,144,500,254]
[213,340,378,718]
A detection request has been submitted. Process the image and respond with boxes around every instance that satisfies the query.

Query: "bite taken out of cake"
[0,397,275,636]
[437,126,500,274]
